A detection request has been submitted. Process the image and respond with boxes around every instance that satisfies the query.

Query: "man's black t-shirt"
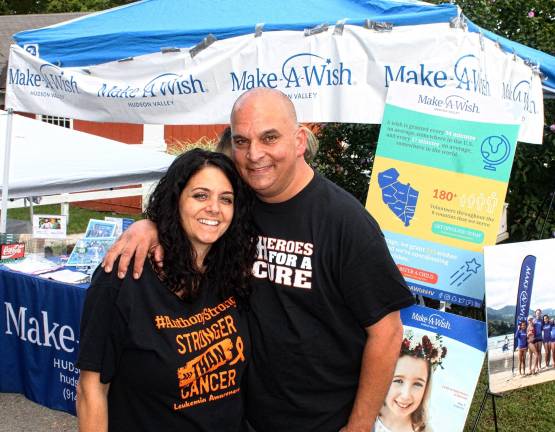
[77,262,249,432]
[246,173,415,432]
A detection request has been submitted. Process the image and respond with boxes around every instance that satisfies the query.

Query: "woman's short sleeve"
[76,267,128,383]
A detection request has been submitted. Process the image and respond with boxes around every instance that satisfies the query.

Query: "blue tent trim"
[12,0,458,66]
[11,0,554,93]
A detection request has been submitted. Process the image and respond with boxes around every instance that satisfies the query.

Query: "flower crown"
[400,331,447,372]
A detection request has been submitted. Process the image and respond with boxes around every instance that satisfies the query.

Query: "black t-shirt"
[77,262,249,432]
[246,173,415,432]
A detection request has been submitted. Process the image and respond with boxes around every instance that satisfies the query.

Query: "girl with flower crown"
[374,333,446,432]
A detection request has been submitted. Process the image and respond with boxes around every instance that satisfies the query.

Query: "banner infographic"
[366,82,520,307]
[375,305,486,432]
[484,239,555,393]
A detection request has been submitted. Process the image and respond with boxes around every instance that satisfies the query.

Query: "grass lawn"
[464,360,555,431]
[8,204,142,234]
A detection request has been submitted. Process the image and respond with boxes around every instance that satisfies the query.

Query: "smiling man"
[103,88,414,432]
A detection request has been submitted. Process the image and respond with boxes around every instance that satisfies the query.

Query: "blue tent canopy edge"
[11,0,459,66]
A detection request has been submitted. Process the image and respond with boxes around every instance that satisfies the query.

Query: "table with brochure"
[0,263,88,415]
[0,217,123,415]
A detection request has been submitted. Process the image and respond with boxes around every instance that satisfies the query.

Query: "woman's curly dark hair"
[145,148,258,304]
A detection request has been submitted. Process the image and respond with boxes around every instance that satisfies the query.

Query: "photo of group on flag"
[484,238,555,393]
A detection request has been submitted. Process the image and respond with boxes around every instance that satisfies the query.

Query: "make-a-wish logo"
[517,290,529,321]
[502,79,538,114]
[453,54,490,96]
[412,312,452,330]
[417,93,479,113]
[8,63,79,94]
[97,72,206,99]
[230,52,352,91]
[384,54,491,97]
[23,44,38,57]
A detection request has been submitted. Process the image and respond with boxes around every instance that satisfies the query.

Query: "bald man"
[103,88,414,432]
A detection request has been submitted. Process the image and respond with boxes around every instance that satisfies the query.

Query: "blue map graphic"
[378,168,419,226]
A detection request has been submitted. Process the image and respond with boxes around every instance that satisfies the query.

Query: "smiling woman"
[76,149,258,432]
[146,149,257,300]
[178,166,235,270]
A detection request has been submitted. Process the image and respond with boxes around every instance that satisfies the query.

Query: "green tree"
[45,0,134,13]
[312,123,379,203]
[0,0,133,14]
[0,0,46,14]
[440,0,555,55]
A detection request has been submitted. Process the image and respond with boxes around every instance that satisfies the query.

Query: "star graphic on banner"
[465,258,481,274]
[326,58,331,64]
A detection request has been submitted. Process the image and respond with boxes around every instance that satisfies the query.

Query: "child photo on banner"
[375,305,486,432]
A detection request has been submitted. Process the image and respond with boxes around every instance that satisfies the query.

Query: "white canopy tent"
[0,110,175,229]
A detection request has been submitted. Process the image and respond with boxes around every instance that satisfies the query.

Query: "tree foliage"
[315,0,555,242]
[440,0,555,55]
[312,123,380,204]
[0,0,133,14]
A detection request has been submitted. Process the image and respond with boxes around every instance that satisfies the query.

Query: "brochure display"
[66,238,115,268]
[104,216,134,237]
[366,83,520,307]
[484,239,555,393]
[84,219,117,238]
[376,305,486,432]
[65,219,117,269]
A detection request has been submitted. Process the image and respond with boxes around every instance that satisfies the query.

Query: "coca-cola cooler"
[0,234,25,261]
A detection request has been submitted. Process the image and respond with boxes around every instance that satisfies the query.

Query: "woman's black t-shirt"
[77,262,249,432]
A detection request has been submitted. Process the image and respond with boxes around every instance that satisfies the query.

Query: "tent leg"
[29,198,34,220]
[1,109,14,234]
[61,194,70,224]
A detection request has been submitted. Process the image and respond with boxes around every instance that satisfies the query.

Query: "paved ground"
[0,393,77,432]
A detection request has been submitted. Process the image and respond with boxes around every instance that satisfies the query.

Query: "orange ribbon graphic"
[229,336,245,366]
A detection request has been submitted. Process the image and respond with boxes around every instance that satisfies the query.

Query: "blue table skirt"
[0,266,89,415]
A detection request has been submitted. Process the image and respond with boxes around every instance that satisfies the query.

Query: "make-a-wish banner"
[374,305,486,432]
[366,82,521,307]
[5,22,543,143]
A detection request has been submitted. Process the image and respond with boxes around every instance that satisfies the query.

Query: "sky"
[484,238,555,311]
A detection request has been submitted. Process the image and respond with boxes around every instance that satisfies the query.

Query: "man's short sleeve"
[338,212,414,327]
[77,268,128,383]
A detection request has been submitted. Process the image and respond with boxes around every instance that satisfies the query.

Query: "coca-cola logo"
[1,243,25,259]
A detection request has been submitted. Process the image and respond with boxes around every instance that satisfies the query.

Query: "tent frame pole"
[1,109,14,234]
